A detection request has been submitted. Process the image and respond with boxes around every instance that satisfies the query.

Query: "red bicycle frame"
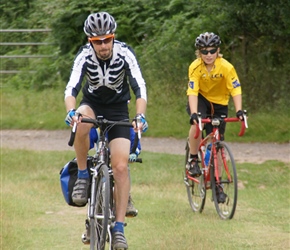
[191,114,247,186]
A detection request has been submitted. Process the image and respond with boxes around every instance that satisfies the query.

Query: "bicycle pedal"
[183,177,190,186]
[125,212,138,218]
[81,233,90,245]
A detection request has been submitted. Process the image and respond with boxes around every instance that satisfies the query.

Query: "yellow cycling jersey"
[187,57,242,105]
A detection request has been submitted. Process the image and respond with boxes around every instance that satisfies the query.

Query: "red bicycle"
[183,111,248,219]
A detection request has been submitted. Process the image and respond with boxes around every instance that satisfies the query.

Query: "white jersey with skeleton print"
[65,40,147,105]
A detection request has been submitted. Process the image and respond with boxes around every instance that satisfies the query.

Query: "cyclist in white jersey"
[64,12,147,250]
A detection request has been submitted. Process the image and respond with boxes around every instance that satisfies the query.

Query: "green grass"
[1,88,290,143]
[1,149,289,249]
[1,88,66,130]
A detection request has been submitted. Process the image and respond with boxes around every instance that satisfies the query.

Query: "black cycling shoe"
[186,158,202,177]
[216,185,227,203]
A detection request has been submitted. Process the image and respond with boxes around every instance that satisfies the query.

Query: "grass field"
[1,88,290,143]
[1,149,289,250]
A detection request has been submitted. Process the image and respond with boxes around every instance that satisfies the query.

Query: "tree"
[1,0,289,110]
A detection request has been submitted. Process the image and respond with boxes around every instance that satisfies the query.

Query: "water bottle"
[204,144,212,166]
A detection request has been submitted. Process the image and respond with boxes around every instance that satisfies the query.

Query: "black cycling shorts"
[80,100,130,142]
[186,94,228,138]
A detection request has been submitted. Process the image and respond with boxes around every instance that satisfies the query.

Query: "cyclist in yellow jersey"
[186,32,244,178]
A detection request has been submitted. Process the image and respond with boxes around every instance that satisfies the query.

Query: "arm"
[64,46,87,113]
[64,67,83,125]
[232,94,244,120]
[65,96,77,113]
[187,60,200,122]
[133,97,148,133]
[188,95,198,115]
[125,46,147,103]
[125,47,147,129]
[228,65,243,119]
[64,95,78,126]
[64,47,87,125]
[232,94,242,112]
[188,94,199,125]
[135,97,147,116]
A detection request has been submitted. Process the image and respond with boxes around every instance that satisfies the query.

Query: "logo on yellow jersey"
[189,81,194,89]
[211,73,223,78]
[232,80,241,88]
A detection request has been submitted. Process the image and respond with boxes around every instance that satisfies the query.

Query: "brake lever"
[197,112,202,131]
[243,110,248,128]
[72,121,77,133]
[136,116,142,139]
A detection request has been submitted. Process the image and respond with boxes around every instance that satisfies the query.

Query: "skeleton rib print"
[65,40,147,104]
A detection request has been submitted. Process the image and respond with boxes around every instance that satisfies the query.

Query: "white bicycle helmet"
[83,12,117,37]
[195,32,221,49]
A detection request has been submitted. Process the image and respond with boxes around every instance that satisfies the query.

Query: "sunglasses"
[89,34,114,45]
[200,48,218,55]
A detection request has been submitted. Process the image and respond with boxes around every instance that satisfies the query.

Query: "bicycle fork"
[214,143,232,183]
[107,168,116,249]
[81,168,98,245]
[89,168,98,219]
[84,167,112,246]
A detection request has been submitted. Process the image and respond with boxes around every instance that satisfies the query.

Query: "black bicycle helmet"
[195,32,221,49]
[83,12,117,37]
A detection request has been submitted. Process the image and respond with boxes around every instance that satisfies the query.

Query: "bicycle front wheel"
[184,139,206,213]
[90,163,110,250]
[211,141,238,220]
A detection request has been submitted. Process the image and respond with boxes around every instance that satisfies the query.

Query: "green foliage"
[1,0,289,114]
[1,89,65,129]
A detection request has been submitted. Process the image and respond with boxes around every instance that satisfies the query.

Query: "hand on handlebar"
[129,153,138,162]
[65,109,82,127]
[236,110,244,121]
[65,109,76,126]
[189,113,198,125]
[236,110,248,129]
[133,114,148,135]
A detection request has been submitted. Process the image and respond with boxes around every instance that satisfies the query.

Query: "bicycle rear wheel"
[211,141,237,220]
[184,139,206,213]
[90,163,110,250]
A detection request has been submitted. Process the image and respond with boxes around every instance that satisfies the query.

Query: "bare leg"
[189,124,202,155]
[74,105,95,170]
[110,138,130,223]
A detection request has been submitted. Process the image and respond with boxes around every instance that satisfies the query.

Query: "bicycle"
[183,111,248,220]
[68,115,141,250]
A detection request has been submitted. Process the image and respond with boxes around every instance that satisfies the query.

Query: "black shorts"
[186,94,228,138]
[80,100,130,142]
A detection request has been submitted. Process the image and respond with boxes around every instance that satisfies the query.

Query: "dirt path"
[1,130,289,164]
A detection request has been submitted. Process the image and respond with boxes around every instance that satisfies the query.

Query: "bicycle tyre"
[210,141,238,220]
[90,163,110,250]
[184,139,206,213]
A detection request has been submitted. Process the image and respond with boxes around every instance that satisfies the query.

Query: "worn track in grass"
[1,130,289,164]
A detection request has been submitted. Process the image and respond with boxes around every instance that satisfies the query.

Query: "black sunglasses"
[200,48,218,55]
